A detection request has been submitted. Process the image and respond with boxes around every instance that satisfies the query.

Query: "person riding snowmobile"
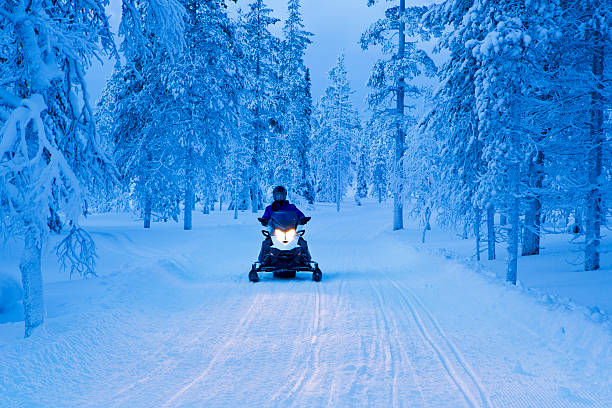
[258,186,311,264]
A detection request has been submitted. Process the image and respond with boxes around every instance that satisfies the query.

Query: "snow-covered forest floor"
[405,220,612,323]
[1,202,611,407]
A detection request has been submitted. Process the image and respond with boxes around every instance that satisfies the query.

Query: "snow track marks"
[387,276,490,408]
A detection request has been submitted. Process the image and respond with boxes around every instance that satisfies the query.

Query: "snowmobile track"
[162,292,263,407]
[387,276,491,408]
[269,282,324,407]
[370,278,426,407]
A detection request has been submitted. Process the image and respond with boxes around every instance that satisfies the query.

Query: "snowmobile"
[249,212,322,282]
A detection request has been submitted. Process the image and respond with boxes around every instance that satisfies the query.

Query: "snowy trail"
[1,204,611,407]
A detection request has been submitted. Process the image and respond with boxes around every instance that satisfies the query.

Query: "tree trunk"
[336,164,341,212]
[487,205,496,260]
[393,0,406,231]
[202,197,210,215]
[573,208,583,234]
[144,193,152,229]
[233,181,239,220]
[184,182,193,230]
[462,222,469,240]
[21,224,44,338]
[421,206,431,244]
[507,163,520,285]
[251,181,259,214]
[585,23,604,271]
[144,148,153,229]
[522,196,541,256]
[474,208,481,261]
[184,145,194,230]
[522,151,543,256]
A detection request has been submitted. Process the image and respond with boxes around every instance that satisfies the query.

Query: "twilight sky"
[87,0,431,115]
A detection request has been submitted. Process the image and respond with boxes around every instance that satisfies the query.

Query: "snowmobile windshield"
[270,211,299,231]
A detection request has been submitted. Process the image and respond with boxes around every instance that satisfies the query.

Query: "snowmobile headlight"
[273,228,297,243]
[274,229,285,242]
[285,229,296,242]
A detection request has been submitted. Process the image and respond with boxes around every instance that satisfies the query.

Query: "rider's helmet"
[273,185,287,202]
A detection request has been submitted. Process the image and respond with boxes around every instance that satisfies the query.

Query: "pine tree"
[165,0,240,229]
[239,0,281,212]
[422,0,488,255]
[312,55,361,212]
[362,1,436,230]
[355,130,369,206]
[424,0,577,282]
[278,0,314,203]
[366,117,392,204]
[109,0,187,228]
[470,0,560,284]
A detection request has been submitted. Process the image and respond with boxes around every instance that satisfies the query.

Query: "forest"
[1,1,612,406]
[1,0,610,336]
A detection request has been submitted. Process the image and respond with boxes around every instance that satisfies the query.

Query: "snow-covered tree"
[107,0,186,228]
[471,0,562,283]
[556,0,612,271]
[312,54,361,212]
[366,117,392,203]
[355,130,369,206]
[162,0,240,230]
[0,0,116,336]
[422,0,489,257]
[238,0,281,212]
[362,1,436,230]
[277,0,314,203]
[421,0,609,281]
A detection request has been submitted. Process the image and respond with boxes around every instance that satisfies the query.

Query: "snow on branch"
[0,94,83,228]
[55,227,97,278]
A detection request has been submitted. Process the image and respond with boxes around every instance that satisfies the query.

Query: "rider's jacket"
[261,200,306,221]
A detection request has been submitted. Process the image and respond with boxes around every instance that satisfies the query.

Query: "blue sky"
[87,0,430,115]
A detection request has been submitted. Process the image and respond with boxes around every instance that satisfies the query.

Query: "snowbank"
[0,274,22,323]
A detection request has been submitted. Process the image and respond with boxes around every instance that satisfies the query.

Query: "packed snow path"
[1,204,610,407]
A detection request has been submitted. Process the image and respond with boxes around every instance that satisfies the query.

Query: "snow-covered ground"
[408,218,612,322]
[1,202,611,407]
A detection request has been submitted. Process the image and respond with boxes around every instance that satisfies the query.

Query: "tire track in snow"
[107,292,230,405]
[370,278,428,408]
[269,282,323,407]
[162,291,263,407]
[371,279,406,407]
[387,276,490,408]
[323,279,375,407]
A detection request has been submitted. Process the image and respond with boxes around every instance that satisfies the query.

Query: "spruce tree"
[278,0,314,203]
[239,0,281,212]
[312,55,361,212]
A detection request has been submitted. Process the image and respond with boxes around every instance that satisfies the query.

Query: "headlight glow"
[273,228,297,243]
[285,229,296,242]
